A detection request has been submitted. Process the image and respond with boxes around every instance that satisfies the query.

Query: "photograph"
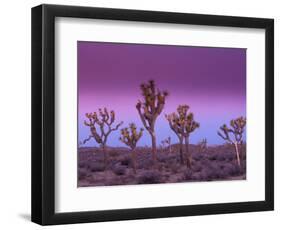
[77,41,247,187]
[30,3,274,225]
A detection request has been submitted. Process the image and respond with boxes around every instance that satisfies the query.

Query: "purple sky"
[78,41,246,147]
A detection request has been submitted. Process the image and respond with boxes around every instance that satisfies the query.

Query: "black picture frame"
[31,4,274,225]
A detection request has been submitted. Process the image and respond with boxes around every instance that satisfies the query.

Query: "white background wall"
[0,0,279,229]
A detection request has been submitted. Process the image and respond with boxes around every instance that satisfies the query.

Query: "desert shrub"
[240,160,246,173]
[107,150,119,157]
[221,163,241,176]
[78,162,88,169]
[197,170,208,181]
[191,172,202,181]
[198,168,218,181]
[200,158,211,166]
[170,162,180,174]
[191,162,227,181]
[104,178,124,186]
[157,154,171,163]
[224,152,235,161]
[113,164,127,175]
[193,153,205,161]
[163,154,177,166]
[184,169,193,180]
[217,154,226,161]
[192,163,203,173]
[120,156,132,166]
[89,162,104,172]
[137,170,162,184]
[208,154,218,161]
[78,168,88,180]
[138,157,153,169]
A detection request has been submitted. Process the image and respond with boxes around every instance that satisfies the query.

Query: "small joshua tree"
[83,108,123,167]
[198,138,207,153]
[166,105,200,167]
[120,123,143,174]
[161,137,172,154]
[136,80,168,167]
[217,116,246,167]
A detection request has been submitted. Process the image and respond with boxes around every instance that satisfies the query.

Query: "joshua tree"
[161,137,172,154]
[120,123,143,174]
[166,105,200,167]
[83,108,123,167]
[198,138,207,153]
[136,80,168,167]
[217,116,246,167]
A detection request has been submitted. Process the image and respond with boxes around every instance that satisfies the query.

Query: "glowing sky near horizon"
[78,41,246,147]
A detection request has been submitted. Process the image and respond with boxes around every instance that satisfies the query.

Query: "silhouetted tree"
[83,108,123,168]
[166,105,199,167]
[217,116,246,166]
[136,80,168,167]
[198,138,207,153]
[161,137,172,154]
[120,123,143,174]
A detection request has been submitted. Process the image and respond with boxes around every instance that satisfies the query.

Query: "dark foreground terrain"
[78,144,246,187]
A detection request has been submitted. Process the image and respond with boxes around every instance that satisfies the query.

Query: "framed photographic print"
[31,4,274,225]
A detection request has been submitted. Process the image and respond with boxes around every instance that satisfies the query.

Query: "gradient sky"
[78,41,246,147]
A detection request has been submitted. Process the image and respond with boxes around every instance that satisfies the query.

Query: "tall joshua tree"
[136,80,168,166]
[217,116,246,167]
[120,123,143,174]
[166,105,200,167]
[83,108,123,167]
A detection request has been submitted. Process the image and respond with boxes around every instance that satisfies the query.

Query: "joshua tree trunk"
[185,136,192,168]
[102,144,108,168]
[131,148,137,174]
[234,141,241,167]
[239,141,244,161]
[151,131,157,166]
[179,138,184,164]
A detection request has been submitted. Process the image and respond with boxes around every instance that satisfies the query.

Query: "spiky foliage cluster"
[83,108,123,166]
[136,80,168,131]
[136,80,168,165]
[120,123,144,150]
[166,105,199,139]
[217,116,246,166]
[166,105,199,166]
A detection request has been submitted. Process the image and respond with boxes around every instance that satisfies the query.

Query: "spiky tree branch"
[136,80,168,167]
[120,123,143,174]
[166,105,199,167]
[217,116,246,166]
[83,108,123,167]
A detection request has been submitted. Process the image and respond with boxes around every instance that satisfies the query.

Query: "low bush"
[89,162,104,172]
[78,168,88,180]
[113,164,127,175]
[137,170,162,184]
